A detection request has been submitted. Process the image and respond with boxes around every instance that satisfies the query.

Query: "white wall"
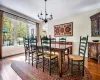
[47,8,100,57]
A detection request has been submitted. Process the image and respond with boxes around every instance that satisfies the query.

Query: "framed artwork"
[54,22,73,37]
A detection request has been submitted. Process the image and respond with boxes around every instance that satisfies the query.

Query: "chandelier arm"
[39,15,41,19]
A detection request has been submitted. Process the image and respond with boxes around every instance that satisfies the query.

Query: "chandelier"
[38,0,53,23]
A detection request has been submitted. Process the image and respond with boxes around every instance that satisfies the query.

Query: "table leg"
[67,48,69,54]
[70,47,72,54]
[58,51,62,77]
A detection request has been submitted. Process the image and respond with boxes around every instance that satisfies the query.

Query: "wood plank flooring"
[0,54,100,80]
[85,58,100,80]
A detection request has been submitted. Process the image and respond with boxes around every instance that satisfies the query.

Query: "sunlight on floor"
[5,54,25,61]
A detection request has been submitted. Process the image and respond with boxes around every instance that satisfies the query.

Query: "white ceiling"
[1,0,100,20]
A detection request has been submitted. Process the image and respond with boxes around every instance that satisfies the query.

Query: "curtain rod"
[0,10,39,24]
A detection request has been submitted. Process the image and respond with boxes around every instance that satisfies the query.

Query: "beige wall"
[47,8,100,57]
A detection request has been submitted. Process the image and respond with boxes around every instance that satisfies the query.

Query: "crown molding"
[52,3,100,21]
[0,4,41,23]
[74,3,100,14]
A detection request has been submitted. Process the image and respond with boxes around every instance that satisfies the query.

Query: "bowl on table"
[92,40,99,42]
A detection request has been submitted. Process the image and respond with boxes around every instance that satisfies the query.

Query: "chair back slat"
[80,52,84,55]
[80,45,85,48]
[80,49,85,52]
[81,42,86,44]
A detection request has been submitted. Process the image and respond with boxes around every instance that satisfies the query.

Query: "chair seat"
[33,52,42,56]
[44,54,58,59]
[69,54,83,60]
[37,52,43,56]
[51,51,55,54]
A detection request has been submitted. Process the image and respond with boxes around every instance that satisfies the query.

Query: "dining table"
[36,42,72,77]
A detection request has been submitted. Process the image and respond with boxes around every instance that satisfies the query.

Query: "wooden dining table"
[37,42,72,77]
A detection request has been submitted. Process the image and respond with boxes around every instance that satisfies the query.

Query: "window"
[2,13,37,47]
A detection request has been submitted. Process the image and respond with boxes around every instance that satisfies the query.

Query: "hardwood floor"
[85,58,100,80]
[0,54,100,80]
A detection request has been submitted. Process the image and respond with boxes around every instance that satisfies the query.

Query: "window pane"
[16,20,26,46]
[2,16,14,46]
[28,23,36,38]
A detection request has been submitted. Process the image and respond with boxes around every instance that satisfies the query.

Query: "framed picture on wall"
[54,22,73,37]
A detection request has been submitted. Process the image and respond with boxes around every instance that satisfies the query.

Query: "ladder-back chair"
[68,36,88,76]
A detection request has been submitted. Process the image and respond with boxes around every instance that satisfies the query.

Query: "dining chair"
[68,36,88,76]
[23,37,30,62]
[59,37,66,61]
[41,37,58,75]
[30,36,43,68]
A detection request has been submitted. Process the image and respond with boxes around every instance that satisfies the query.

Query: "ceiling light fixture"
[38,0,53,23]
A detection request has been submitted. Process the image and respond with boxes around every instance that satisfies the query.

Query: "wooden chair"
[30,37,43,68]
[41,37,58,75]
[23,37,30,62]
[59,37,66,60]
[68,36,88,76]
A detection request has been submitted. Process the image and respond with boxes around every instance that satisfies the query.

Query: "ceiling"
[1,0,100,20]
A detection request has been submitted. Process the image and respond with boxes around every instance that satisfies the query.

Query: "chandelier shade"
[38,0,53,23]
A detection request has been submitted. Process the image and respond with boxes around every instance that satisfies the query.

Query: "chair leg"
[78,62,80,71]
[57,57,58,67]
[64,52,65,61]
[61,51,63,63]
[49,60,51,75]
[42,57,44,72]
[32,53,33,66]
[25,52,27,61]
[36,56,39,68]
[28,53,30,64]
[68,56,69,69]
[82,65,84,76]
[71,60,73,74]
[48,59,49,68]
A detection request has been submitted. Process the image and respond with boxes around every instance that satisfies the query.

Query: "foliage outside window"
[16,20,26,38]
[2,16,36,47]
[3,16,14,46]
